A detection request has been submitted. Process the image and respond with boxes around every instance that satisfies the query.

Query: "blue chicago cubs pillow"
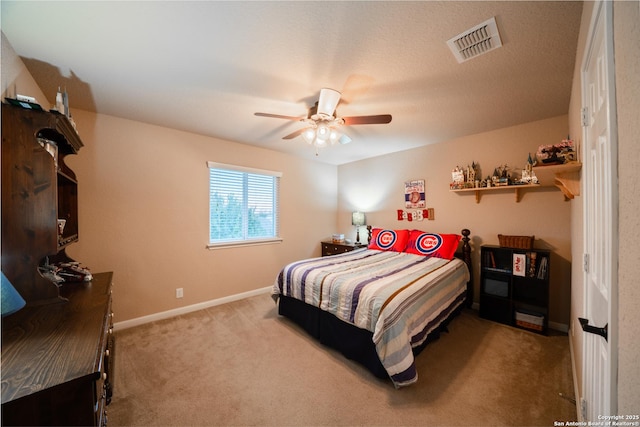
[405,230,461,260]
[368,228,410,252]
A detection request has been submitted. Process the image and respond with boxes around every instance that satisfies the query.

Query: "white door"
[581,0,618,420]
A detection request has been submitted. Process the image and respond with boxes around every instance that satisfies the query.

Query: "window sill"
[207,237,283,250]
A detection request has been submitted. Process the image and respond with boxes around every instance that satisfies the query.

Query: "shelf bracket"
[533,163,582,199]
[554,172,580,199]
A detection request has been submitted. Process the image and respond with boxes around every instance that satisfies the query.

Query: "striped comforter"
[272,248,470,388]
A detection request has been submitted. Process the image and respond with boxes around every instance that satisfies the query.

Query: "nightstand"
[321,241,365,256]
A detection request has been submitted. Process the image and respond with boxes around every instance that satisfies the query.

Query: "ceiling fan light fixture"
[302,128,316,144]
[338,134,352,145]
[317,88,341,118]
[329,129,340,144]
[316,122,330,140]
[255,87,391,155]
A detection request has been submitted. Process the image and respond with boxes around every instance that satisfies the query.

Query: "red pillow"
[368,228,410,252]
[405,230,461,260]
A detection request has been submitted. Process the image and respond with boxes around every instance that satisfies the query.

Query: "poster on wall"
[404,180,425,208]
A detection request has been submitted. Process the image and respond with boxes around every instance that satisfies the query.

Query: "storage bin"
[515,310,544,331]
[498,234,534,249]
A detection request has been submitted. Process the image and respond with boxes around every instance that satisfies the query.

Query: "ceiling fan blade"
[255,112,304,121]
[339,74,376,105]
[342,114,392,125]
[317,88,341,117]
[282,128,307,140]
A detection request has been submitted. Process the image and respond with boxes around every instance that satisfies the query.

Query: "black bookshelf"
[479,245,550,334]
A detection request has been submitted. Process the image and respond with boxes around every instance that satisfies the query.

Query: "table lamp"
[352,211,366,245]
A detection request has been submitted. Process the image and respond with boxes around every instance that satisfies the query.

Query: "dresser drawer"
[95,289,114,426]
[321,241,362,256]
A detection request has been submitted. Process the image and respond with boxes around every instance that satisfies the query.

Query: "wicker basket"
[498,234,534,249]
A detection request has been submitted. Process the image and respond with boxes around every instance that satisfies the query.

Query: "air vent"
[447,17,502,63]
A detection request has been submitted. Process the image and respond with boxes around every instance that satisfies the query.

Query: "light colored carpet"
[108,294,576,426]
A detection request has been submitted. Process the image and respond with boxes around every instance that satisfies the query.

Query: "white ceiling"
[1,1,583,165]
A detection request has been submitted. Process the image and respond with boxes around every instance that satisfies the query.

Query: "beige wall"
[337,116,574,328]
[65,110,337,322]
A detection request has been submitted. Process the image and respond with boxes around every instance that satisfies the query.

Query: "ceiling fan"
[255,88,392,155]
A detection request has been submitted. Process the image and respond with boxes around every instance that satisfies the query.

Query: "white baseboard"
[569,327,582,421]
[114,286,272,331]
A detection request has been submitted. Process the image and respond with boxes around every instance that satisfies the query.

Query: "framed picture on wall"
[405,180,425,208]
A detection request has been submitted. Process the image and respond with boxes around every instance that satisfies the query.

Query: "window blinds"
[208,162,281,246]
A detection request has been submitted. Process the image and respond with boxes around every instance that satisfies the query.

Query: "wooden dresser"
[1,103,114,425]
[1,272,115,426]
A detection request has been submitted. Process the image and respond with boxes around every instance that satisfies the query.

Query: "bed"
[272,228,472,388]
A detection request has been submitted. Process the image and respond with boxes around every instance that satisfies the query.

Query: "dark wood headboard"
[457,229,473,307]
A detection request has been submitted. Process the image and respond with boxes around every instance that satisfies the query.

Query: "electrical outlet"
[176,288,183,298]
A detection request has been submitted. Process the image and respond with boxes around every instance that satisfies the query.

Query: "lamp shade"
[1,271,26,317]
[351,211,366,227]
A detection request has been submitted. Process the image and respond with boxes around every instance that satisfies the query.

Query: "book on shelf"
[537,256,548,279]
[527,252,537,277]
[483,251,496,268]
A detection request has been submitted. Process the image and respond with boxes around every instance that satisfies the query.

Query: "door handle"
[578,317,608,341]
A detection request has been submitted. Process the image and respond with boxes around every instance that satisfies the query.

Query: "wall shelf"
[451,162,582,203]
[450,184,541,203]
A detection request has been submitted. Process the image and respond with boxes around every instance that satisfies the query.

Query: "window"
[207,162,282,248]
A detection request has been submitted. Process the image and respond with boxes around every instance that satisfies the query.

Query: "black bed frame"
[277,229,473,380]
